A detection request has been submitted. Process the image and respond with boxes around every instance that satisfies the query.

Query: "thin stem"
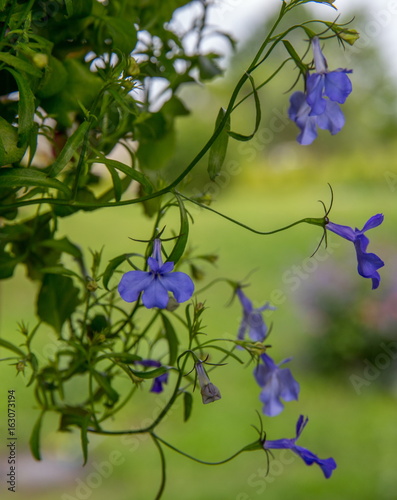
[153,433,253,466]
[177,192,321,235]
[151,435,167,500]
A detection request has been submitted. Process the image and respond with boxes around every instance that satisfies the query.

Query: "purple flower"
[135,359,169,393]
[254,352,300,417]
[326,214,384,289]
[289,91,345,145]
[236,287,275,342]
[118,239,194,309]
[306,37,352,115]
[264,415,337,479]
[289,37,352,145]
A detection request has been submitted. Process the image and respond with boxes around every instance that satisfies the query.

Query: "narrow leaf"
[183,392,193,422]
[128,366,167,380]
[0,54,42,77]
[282,40,307,74]
[92,371,119,403]
[7,69,36,141]
[161,314,179,366]
[208,107,230,180]
[91,156,153,194]
[30,411,45,460]
[228,74,261,142]
[103,161,122,201]
[0,167,71,196]
[47,121,90,177]
[167,194,189,265]
[0,338,25,357]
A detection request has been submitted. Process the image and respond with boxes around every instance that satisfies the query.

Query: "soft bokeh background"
[1,1,397,499]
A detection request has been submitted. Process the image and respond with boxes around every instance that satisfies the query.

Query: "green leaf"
[37,274,80,332]
[92,371,119,403]
[7,69,36,142]
[128,366,167,380]
[47,121,90,178]
[102,253,137,290]
[91,157,153,194]
[30,411,45,461]
[0,116,26,166]
[208,107,230,180]
[167,194,189,265]
[161,314,179,366]
[104,161,122,201]
[0,53,42,78]
[0,338,25,357]
[39,237,83,260]
[0,167,72,196]
[228,74,261,142]
[102,17,138,54]
[197,54,223,81]
[282,40,307,74]
[183,392,193,422]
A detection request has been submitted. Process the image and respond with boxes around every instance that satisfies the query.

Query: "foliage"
[0,1,371,498]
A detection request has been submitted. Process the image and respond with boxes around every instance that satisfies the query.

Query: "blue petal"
[295,414,308,438]
[293,445,337,479]
[258,373,285,417]
[236,288,254,314]
[264,438,293,450]
[150,372,169,393]
[361,213,384,232]
[248,312,267,342]
[141,279,170,309]
[356,249,384,280]
[326,221,356,241]
[316,101,345,135]
[160,271,194,303]
[324,70,352,103]
[288,91,307,122]
[278,368,300,402]
[118,271,153,302]
[307,73,326,115]
[297,117,318,145]
[148,256,160,272]
[159,261,174,273]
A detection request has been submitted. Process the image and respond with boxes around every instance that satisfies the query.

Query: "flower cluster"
[289,37,352,145]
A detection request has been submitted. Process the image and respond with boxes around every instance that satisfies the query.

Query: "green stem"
[177,192,325,235]
[151,435,167,500]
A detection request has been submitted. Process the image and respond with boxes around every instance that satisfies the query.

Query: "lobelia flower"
[254,352,299,417]
[195,361,221,404]
[135,359,169,393]
[118,239,194,309]
[236,287,276,342]
[264,415,337,479]
[289,36,352,145]
[326,214,384,289]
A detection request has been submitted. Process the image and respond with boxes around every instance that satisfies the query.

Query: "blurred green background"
[1,1,397,499]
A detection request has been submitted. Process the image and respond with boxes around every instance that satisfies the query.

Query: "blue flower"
[289,91,345,145]
[236,287,275,342]
[135,359,169,393]
[326,214,384,289]
[254,352,300,417]
[289,37,352,145]
[118,239,194,309]
[264,415,337,479]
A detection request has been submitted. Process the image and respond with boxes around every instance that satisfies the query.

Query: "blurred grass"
[1,159,396,499]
